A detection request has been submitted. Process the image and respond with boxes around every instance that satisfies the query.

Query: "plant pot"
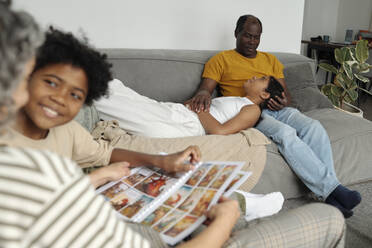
[334,102,364,118]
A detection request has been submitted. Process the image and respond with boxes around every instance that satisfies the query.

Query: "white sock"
[235,190,284,222]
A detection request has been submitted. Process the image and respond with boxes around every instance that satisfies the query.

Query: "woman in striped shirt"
[0,2,346,247]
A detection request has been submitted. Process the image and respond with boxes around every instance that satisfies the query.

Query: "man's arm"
[267,78,292,110]
[197,105,261,135]
[185,78,217,113]
[109,145,201,173]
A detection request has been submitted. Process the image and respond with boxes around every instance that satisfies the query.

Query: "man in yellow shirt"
[186,15,361,218]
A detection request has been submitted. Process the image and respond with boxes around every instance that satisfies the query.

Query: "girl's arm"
[88,162,131,188]
[197,104,261,135]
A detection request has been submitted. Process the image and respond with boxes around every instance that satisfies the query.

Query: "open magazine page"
[97,165,194,221]
[96,161,244,246]
[224,171,252,197]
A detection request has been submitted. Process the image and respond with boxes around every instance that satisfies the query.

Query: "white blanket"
[95,79,205,138]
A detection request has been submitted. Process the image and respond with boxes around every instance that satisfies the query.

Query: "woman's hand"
[205,196,240,227]
[177,196,240,248]
[159,145,201,173]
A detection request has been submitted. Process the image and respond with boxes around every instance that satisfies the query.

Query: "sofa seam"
[109,57,207,65]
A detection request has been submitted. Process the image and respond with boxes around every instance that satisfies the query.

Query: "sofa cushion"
[307,108,372,185]
[74,104,100,132]
[290,87,333,112]
[101,49,219,103]
[284,62,317,91]
[284,62,333,112]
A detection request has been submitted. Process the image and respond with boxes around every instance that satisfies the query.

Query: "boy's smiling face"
[24,63,88,132]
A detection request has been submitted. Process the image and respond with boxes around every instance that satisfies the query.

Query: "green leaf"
[355,74,370,83]
[349,47,357,61]
[343,62,353,80]
[335,74,346,89]
[319,63,338,74]
[355,40,369,63]
[338,73,355,88]
[321,84,332,95]
[344,94,353,104]
[329,95,340,107]
[359,63,370,73]
[346,88,358,101]
[349,84,358,90]
[330,85,344,97]
[335,48,348,64]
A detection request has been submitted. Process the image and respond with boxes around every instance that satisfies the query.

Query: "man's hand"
[185,90,212,113]
[160,145,201,173]
[267,92,289,111]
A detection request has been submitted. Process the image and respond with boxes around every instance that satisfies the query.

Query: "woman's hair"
[33,27,113,106]
[261,76,284,109]
[0,1,43,130]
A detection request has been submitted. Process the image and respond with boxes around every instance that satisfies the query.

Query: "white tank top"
[209,96,254,124]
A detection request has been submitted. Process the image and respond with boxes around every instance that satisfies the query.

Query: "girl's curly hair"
[261,76,284,109]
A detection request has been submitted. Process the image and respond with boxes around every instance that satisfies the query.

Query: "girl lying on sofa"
[1,27,202,188]
[95,76,284,138]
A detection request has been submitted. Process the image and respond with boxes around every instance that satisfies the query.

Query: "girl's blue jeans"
[256,107,340,199]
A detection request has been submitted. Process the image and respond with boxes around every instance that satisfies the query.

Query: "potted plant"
[319,39,372,116]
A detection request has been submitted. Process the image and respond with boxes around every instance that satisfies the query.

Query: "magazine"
[96,161,247,245]
[224,171,252,197]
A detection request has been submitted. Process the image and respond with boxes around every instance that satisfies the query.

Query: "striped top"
[0,146,167,248]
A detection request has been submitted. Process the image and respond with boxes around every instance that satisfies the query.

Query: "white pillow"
[94,79,205,138]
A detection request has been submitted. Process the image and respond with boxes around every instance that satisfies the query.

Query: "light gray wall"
[302,0,372,45]
[302,0,340,41]
[301,0,372,84]
[14,0,305,53]
[335,0,372,42]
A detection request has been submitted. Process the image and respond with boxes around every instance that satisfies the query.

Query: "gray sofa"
[76,49,372,246]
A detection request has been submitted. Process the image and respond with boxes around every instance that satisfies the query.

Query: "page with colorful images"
[223,171,252,197]
[96,161,244,246]
[96,164,201,222]
[143,161,244,245]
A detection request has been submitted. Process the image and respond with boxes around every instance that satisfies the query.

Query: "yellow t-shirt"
[202,50,284,96]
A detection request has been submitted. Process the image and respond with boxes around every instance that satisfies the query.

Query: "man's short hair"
[235,15,262,34]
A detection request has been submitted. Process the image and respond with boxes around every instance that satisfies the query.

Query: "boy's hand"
[89,162,131,188]
[160,145,201,173]
[204,196,240,227]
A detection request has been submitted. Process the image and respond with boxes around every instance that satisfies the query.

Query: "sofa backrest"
[101,49,318,104]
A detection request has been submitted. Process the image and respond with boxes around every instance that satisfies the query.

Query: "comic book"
[96,161,247,245]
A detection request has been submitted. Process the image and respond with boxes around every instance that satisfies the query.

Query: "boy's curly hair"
[33,27,113,105]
